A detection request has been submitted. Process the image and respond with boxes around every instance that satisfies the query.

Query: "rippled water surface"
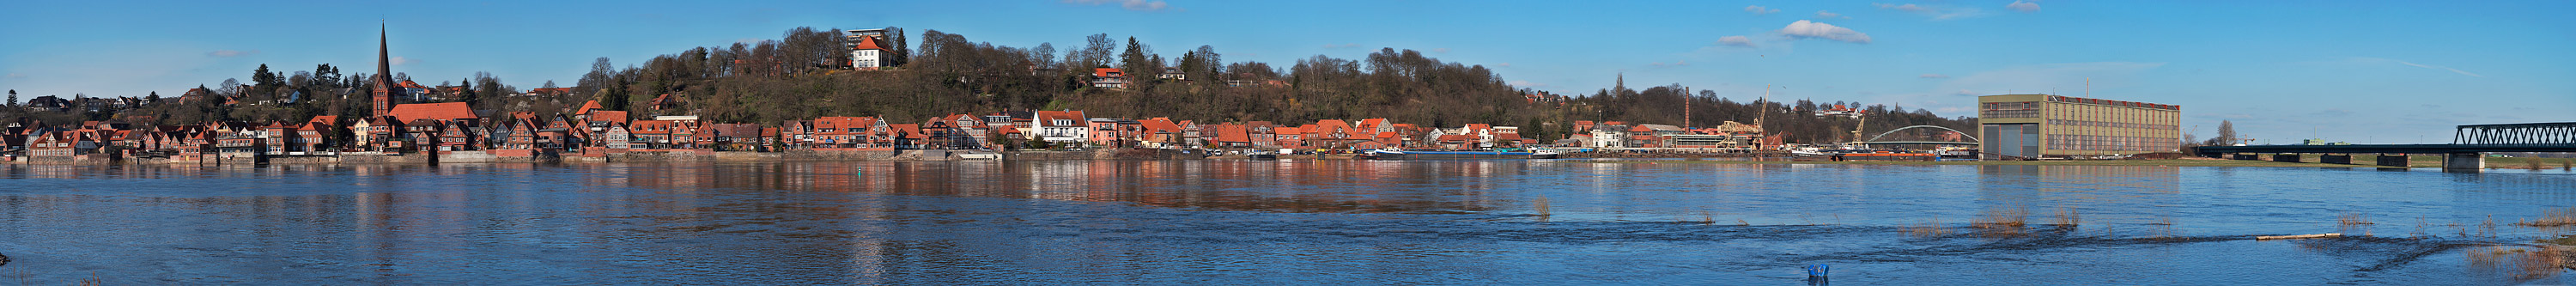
[2,160,2573,284]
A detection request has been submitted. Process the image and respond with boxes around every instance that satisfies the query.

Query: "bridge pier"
[2232,154,2259,161]
[2319,155,2351,164]
[2444,153,2484,173]
[2271,154,2303,163]
[2377,155,2411,167]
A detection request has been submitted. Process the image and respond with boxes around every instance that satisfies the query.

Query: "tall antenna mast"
[2085,77,2091,97]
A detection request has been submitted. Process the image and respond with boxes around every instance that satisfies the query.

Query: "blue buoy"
[1803,264,1830,277]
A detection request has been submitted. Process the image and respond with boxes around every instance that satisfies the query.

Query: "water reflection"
[0,161,2568,284]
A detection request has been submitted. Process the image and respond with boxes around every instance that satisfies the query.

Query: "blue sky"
[2,0,2569,143]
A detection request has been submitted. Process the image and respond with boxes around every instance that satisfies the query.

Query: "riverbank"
[1,148,1215,166]
[1576,154,2576,169]
[1568,157,2388,168]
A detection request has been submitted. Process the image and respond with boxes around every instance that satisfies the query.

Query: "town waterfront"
[2,161,2573,284]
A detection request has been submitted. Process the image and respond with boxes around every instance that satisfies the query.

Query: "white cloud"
[1717,35,1756,47]
[1815,10,1847,19]
[1433,48,1451,53]
[1745,5,1779,15]
[2008,1,2041,13]
[1063,0,1171,11]
[1777,20,1872,44]
[1920,73,1949,78]
[1509,80,1545,87]
[1322,43,1362,49]
[1874,3,1986,20]
[206,50,258,58]
[391,57,418,65]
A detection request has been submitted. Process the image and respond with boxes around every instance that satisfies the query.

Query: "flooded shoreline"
[0,161,2569,283]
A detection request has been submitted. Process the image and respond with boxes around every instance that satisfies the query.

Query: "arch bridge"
[1861,125,1980,146]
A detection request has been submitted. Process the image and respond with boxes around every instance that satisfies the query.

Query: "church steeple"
[371,22,394,117]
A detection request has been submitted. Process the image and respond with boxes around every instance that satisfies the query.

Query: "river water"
[1,160,2572,284]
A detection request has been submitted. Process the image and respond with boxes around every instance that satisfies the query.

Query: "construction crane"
[1844,110,1868,149]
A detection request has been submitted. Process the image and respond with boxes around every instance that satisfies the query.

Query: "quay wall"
[9,148,1244,166]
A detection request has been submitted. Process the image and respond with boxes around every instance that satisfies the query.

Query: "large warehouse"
[1977,94,2182,160]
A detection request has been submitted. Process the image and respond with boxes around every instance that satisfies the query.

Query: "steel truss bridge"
[2194,122,2576,172]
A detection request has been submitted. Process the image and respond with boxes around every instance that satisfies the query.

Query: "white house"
[1036,110,1089,143]
[846,28,891,70]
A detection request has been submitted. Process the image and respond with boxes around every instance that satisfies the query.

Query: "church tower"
[371,23,394,117]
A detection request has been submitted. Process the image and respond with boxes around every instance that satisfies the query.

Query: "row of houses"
[775,110,1539,151]
[3,98,1577,161]
[1564,120,1772,149]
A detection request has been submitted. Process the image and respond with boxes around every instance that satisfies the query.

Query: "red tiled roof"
[889,124,924,139]
[1139,118,1182,134]
[1036,111,1086,127]
[590,111,629,125]
[575,100,603,115]
[1314,119,1352,135]
[852,35,887,51]
[630,120,673,134]
[812,116,876,134]
[1093,68,1124,77]
[385,102,477,123]
[1213,125,1250,142]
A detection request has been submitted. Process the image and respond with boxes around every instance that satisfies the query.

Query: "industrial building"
[1977,94,2181,159]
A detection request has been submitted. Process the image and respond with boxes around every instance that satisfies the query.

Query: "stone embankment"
[4,148,1232,166]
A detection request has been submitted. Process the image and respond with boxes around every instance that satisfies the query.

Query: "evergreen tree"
[458,77,476,103]
[7,89,15,106]
[252,64,280,88]
[1121,36,1146,73]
